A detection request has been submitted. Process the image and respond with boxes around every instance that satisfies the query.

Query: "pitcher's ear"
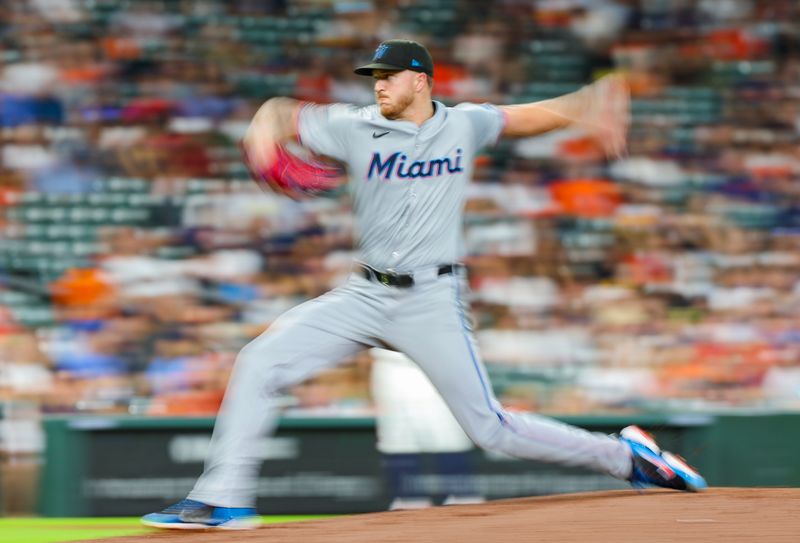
[416,72,428,91]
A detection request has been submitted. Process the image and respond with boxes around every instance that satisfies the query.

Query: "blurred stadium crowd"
[1,0,800,441]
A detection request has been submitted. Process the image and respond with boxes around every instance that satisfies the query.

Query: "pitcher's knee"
[464,421,507,453]
[233,339,293,393]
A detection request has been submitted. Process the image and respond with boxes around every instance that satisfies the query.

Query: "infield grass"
[0,515,335,543]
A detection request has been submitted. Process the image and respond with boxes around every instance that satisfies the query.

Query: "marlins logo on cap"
[374,43,389,59]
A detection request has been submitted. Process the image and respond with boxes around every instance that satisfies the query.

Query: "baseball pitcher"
[143,39,706,530]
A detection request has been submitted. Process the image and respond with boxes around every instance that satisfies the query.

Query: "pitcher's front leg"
[189,294,376,507]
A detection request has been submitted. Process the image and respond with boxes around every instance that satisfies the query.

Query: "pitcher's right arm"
[242,97,302,172]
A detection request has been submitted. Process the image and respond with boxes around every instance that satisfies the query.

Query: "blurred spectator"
[142,329,229,416]
[30,140,104,194]
[0,331,51,515]
[0,330,53,404]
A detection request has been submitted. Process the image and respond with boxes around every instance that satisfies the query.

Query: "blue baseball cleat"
[141,498,261,530]
[621,425,708,492]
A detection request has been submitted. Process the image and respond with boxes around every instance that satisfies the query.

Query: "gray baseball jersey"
[297,100,502,270]
[188,100,632,508]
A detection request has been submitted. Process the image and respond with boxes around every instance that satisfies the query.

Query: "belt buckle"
[377,268,394,286]
[384,268,414,288]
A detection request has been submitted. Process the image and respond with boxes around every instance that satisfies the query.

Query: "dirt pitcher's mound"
[92,488,800,543]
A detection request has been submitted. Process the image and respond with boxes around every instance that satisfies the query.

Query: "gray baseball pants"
[188,267,632,507]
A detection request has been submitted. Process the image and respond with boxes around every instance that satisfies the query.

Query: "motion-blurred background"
[1,0,799,518]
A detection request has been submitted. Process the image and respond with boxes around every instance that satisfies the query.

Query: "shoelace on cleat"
[161,499,206,514]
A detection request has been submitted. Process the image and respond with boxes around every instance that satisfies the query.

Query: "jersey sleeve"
[296,103,360,162]
[453,102,506,150]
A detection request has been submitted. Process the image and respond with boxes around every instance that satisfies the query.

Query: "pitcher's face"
[373,69,419,120]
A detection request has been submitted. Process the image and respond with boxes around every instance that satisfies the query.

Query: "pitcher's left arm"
[498,73,630,158]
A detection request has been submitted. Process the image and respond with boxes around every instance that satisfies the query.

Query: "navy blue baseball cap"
[354,39,434,77]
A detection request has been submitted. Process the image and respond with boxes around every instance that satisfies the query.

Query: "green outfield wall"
[36,413,800,516]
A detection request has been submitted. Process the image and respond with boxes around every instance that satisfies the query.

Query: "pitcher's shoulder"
[355,104,382,120]
[301,102,375,119]
[451,102,503,115]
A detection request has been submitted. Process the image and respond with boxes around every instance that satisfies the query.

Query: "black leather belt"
[358,263,458,288]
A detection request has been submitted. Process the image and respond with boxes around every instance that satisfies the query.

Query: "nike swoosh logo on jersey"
[372,131,390,139]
